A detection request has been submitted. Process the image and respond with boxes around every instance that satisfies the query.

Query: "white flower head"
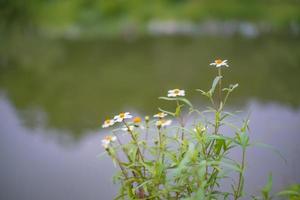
[210,59,229,68]
[102,119,115,128]
[156,119,172,128]
[167,89,185,97]
[121,125,135,132]
[153,112,167,118]
[114,112,132,123]
[101,135,117,149]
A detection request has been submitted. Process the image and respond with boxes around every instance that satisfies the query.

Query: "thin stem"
[176,100,185,141]
[158,129,162,148]
[205,69,223,186]
[112,131,124,148]
[209,96,216,109]
[207,68,223,156]
[123,121,145,162]
[107,149,129,180]
[235,148,246,200]
[156,128,162,162]
[207,110,220,156]
[223,90,231,107]
[206,96,222,189]
[143,121,149,155]
[218,68,222,107]
[111,139,141,183]
[122,120,147,191]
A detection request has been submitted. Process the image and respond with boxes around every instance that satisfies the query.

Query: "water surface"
[0,35,299,199]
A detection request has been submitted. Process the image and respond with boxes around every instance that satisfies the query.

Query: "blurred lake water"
[0,34,300,199]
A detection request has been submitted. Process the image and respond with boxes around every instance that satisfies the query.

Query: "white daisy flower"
[114,112,132,122]
[167,89,185,97]
[101,135,117,149]
[121,125,135,132]
[153,112,167,118]
[102,119,115,128]
[210,59,229,68]
[156,119,172,128]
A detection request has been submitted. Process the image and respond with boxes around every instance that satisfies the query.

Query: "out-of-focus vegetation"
[101,63,251,199]
[1,0,300,37]
[277,184,300,200]
[0,0,299,138]
[0,34,299,136]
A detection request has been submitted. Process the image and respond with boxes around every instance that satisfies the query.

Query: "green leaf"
[96,151,108,159]
[209,76,222,95]
[127,145,138,161]
[223,83,239,92]
[159,97,193,108]
[230,83,239,90]
[219,161,242,173]
[134,180,152,193]
[194,187,205,199]
[238,131,250,148]
[171,143,195,176]
[175,104,184,117]
[158,107,176,116]
[251,142,287,164]
[215,139,225,155]
[277,184,300,198]
[207,134,235,143]
[277,190,300,196]
[261,173,273,200]
[196,89,210,97]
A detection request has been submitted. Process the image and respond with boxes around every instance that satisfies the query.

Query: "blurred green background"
[1,0,300,37]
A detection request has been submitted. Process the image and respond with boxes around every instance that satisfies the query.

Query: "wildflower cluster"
[101,110,173,149]
[99,59,287,200]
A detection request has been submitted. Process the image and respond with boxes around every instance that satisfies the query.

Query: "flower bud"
[145,116,150,122]
[133,117,142,123]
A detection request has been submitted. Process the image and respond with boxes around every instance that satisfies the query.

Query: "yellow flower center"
[119,113,125,118]
[174,89,180,94]
[105,119,111,124]
[215,59,223,64]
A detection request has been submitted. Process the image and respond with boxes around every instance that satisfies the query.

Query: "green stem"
[176,100,185,141]
[235,148,246,200]
[223,90,230,107]
[156,128,162,161]
[107,149,129,180]
[207,68,223,157]
[123,121,145,163]
[209,96,216,109]
[218,68,222,107]
[143,121,149,155]
[207,110,220,156]
[206,69,223,186]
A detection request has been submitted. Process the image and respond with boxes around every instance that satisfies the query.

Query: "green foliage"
[101,62,275,199]
[277,184,300,200]
[100,61,300,199]
[1,0,299,35]
[261,174,273,200]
